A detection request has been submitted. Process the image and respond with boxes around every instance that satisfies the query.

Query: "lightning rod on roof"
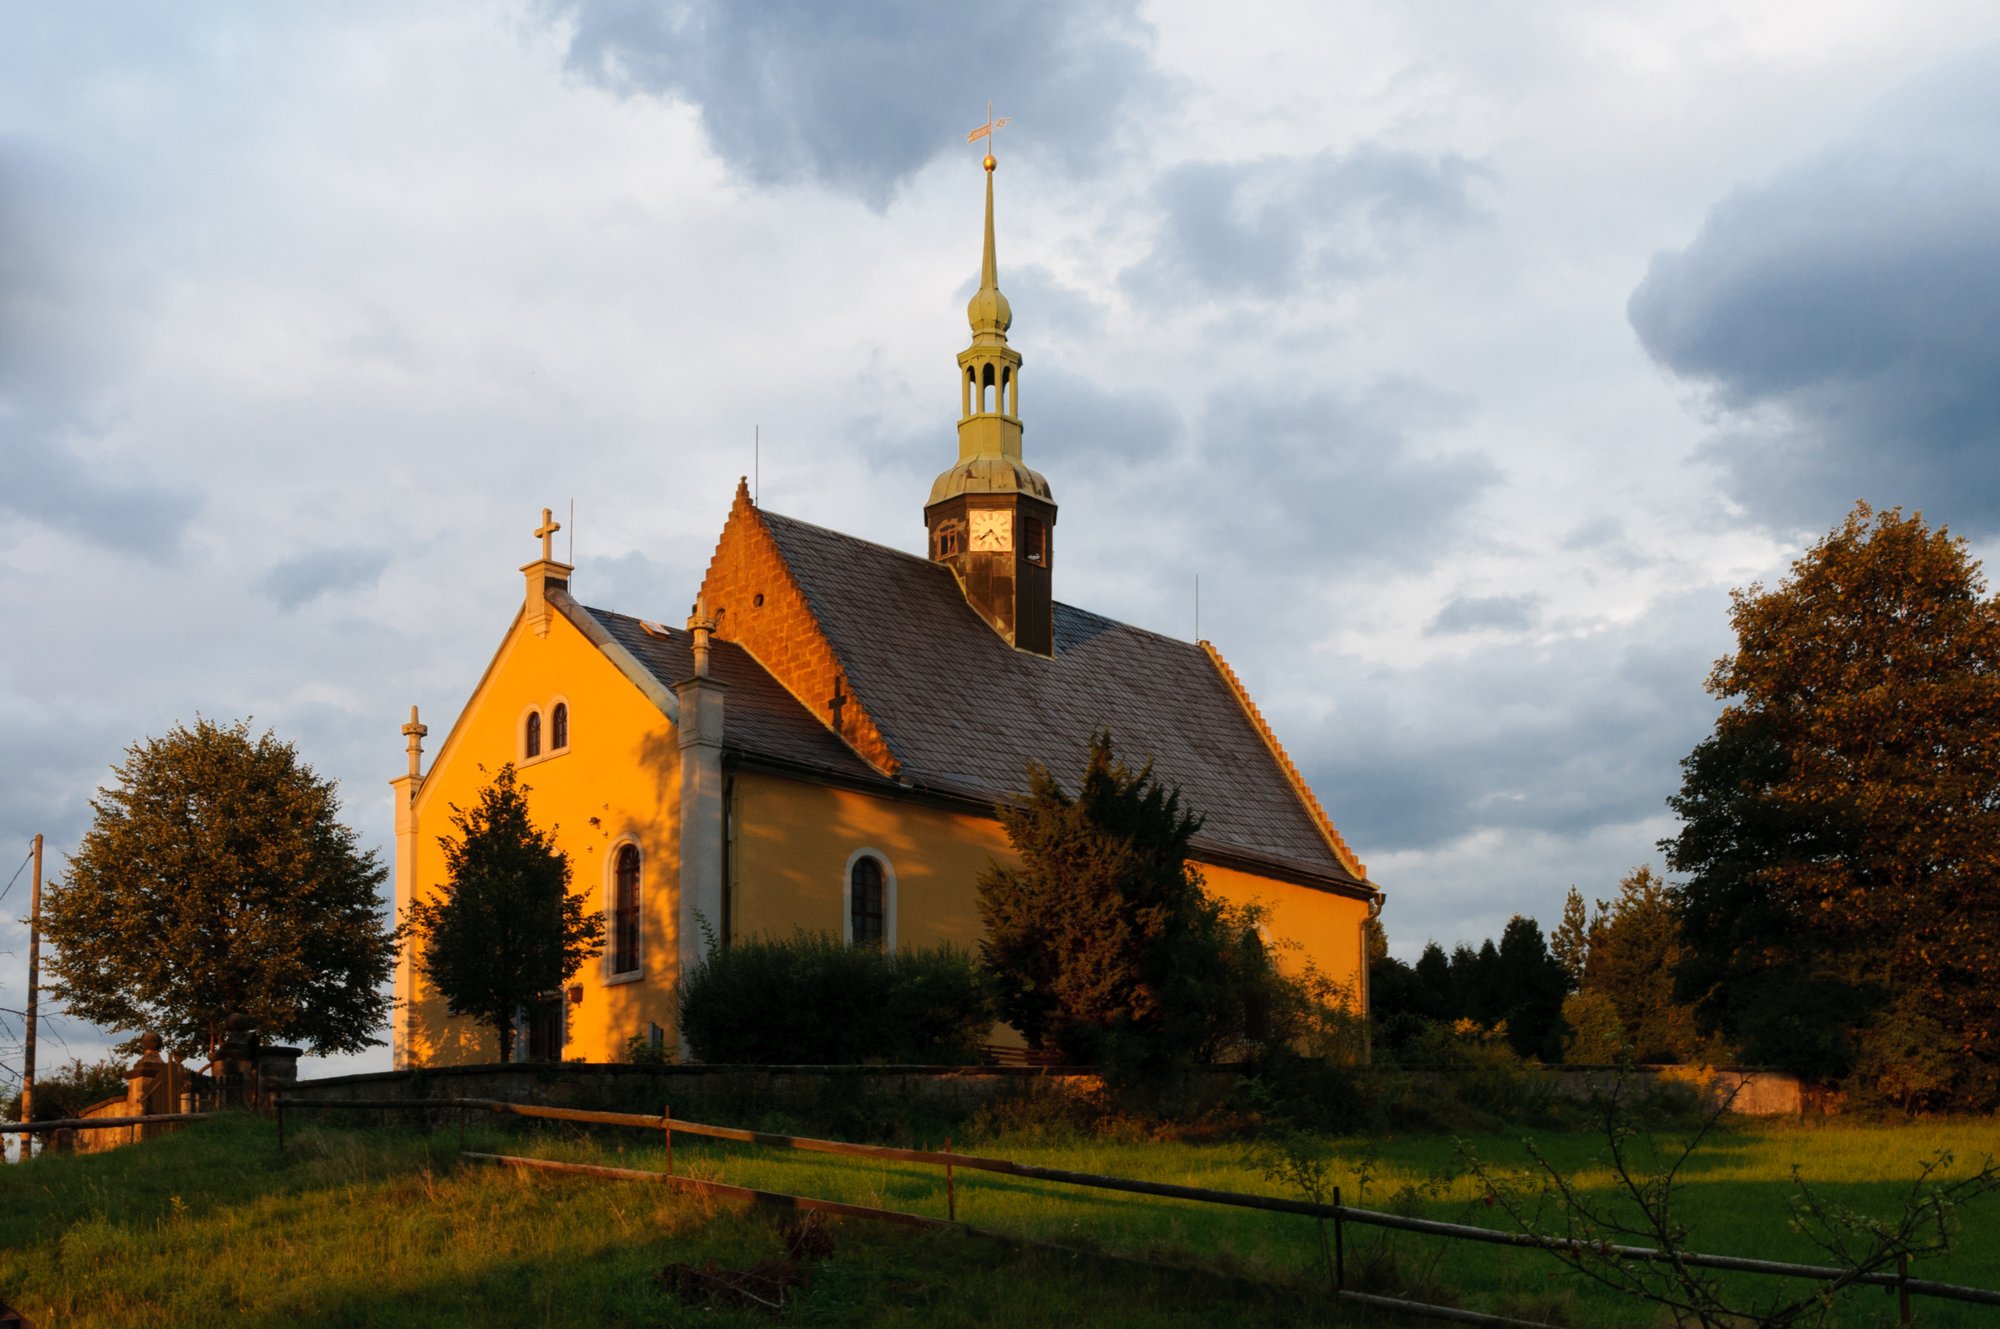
[567,497,574,565]
[755,425,760,507]
[1195,573,1201,642]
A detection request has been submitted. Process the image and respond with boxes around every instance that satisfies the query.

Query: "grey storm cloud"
[1188,384,1498,573]
[1124,147,1487,301]
[1629,51,2000,535]
[1426,592,1543,636]
[0,420,194,558]
[1304,590,1725,856]
[261,548,392,611]
[1,147,194,557]
[548,0,1159,207]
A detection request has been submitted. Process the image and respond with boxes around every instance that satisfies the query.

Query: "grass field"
[1,1110,1996,1327]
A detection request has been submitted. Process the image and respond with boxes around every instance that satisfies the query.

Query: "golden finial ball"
[983,153,996,172]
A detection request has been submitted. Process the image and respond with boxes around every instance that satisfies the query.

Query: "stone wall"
[285,1060,1813,1121]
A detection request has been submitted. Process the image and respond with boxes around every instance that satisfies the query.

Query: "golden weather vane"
[965,101,1011,170]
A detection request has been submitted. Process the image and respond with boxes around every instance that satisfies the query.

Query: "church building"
[390,153,1380,1067]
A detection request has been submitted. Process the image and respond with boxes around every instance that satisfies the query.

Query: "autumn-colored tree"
[1665,503,2000,1105]
[1550,887,1590,990]
[40,719,396,1058]
[1582,867,1704,1064]
[408,765,601,1063]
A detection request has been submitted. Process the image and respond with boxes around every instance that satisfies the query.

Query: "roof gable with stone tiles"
[700,505,1368,890]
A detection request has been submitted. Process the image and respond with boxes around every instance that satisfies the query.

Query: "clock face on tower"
[970,509,1013,552]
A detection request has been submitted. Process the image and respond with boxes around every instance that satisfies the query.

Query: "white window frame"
[841,847,897,949]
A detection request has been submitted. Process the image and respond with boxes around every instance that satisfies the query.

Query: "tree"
[1550,887,1589,990]
[39,718,396,1058]
[1582,867,1703,1063]
[1494,915,1568,1060]
[1664,503,2000,1100]
[407,765,602,1062]
[977,731,1270,1074]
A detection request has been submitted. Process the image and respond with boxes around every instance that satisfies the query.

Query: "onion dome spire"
[965,155,1012,341]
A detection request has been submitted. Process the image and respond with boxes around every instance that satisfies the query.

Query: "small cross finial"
[534,507,562,562]
[965,101,1010,171]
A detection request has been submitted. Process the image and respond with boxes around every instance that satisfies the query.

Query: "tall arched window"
[611,844,641,975]
[849,856,885,948]
[550,701,569,750]
[524,710,542,759]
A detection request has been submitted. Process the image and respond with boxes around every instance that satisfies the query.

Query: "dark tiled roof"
[584,607,884,784]
[756,511,1360,885]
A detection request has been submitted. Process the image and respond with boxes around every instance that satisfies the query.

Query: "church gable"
[694,481,900,776]
[749,507,1370,892]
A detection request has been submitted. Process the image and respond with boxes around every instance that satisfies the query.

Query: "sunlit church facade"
[389,156,1379,1067]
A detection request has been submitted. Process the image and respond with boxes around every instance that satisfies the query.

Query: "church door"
[525,997,563,1062]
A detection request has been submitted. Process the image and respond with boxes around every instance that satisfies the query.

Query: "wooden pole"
[20,835,43,1132]
[1333,1184,1344,1291]
[663,1104,673,1176]
[945,1137,956,1222]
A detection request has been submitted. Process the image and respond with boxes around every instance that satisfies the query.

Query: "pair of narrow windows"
[524,702,569,759]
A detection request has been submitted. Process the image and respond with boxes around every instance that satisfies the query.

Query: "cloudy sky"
[5,2,1998,1078]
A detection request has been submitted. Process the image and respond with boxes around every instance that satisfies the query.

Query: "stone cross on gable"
[534,508,563,562]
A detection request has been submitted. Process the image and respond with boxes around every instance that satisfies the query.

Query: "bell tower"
[925,149,1056,655]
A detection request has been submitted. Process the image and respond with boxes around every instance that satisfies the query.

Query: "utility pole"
[21,833,41,1131]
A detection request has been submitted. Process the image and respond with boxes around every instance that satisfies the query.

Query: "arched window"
[524,710,542,759]
[550,701,569,751]
[849,856,885,948]
[611,844,641,975]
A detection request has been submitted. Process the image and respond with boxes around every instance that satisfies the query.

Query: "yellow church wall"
[729,768,1013,954]
[727,768,1370,1025]
[398,607,684,1068]
[1198,861,1369,1006]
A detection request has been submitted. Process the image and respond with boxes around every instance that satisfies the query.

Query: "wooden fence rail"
[0,1112,211,1134]
[271,1094,2000,1317]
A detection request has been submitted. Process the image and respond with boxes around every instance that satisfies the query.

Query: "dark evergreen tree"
[978,731,1270,1074]
[1495,915,1567,1059]
[408,764,602,1062]
[40,718,396,1057]
[1412,942,1453,1021]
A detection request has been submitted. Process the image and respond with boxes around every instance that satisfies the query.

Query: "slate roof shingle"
[575,511,1367,892]
[757,511,1365,889]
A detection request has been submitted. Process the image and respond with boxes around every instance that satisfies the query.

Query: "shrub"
[677,932,992,1065]
[4,1057,129,1122]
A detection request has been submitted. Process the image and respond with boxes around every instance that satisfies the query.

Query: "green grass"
[2,1112,1996,1327]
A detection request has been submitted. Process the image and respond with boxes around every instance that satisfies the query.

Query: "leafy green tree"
[1559,990,1624,1063]
[39,718,395,1058]
[3,1057,128,1123]
[1665,503,2000,1100]
[978,731,1270,1074]
[407,765,601,1063]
